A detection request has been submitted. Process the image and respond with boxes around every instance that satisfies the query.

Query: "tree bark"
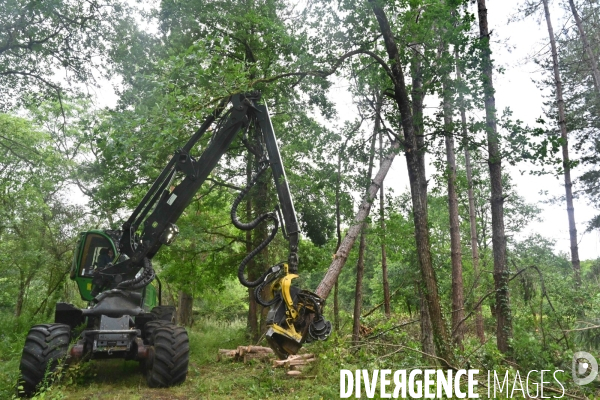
[379,129,391,319]
[410,31,436,355]
[568,0,600,94]
[411,51,428,209]
[352,116,378,344]
[477,0,511,354]
[255,156,270,335]
[334,148,343,331]
[543,0,582,287]
[419,284,436,359]
[245,156,259,341]
[15,268,35,317]
[368,0,452,364]
[15,282,25,318]
[442,79,465,346]
[316,139,398,299]
[457,54,485,343]
[177,290,194,326]
[352,231,367,344]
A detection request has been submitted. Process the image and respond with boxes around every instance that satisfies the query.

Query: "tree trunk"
[334,147,343,332]
[410,41,429,218]
[316,140,398,299]
[456,51,485,343]
[15,268,35,318]
[568,0,600,94]
[177,290,194,326]
[419,284,436,360]
[410,32,436,354]
[245,156,259,341]
[352,231,367,344]
[352,119,378,344]
[543,0,582,287]
[477,0,512,354]
[15,283,25,318]
[442,79,465,346]
[369,0,452,365]
[255,156,270,335]
[379,129,391,318]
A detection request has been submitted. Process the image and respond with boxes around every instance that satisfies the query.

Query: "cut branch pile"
[272,353,316,376]
[217,345,274,363]
[359,323,373,337]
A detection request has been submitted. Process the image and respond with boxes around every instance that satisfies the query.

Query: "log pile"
[272,353,316,376]
[217,345,274,363]
[217,346,317,377]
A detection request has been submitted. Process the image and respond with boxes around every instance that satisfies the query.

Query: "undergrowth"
[1,312,600,399]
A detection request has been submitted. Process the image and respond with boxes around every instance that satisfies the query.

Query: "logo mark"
[572,351,598,385]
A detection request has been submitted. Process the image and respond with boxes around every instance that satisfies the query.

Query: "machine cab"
[70,230,117,302]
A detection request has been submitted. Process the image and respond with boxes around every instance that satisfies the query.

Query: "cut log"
[287,370,302,376]
[243,352,273,363]
[293,353,314,360]
[246,345,274,353]
[217,349,238,361]
[272,355,317,368]
[218,346,275,362]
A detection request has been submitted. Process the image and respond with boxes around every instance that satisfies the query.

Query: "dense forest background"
[2,0,600,398]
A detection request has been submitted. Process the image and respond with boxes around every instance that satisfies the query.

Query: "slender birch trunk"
[568,0,600,94]
[379,129,391,318]
[477,0,512,353]
[316,139,398,299]
[457,53,485,342]
[442,79,465,346]
[352,115,379,344]
[456,52,485,343]
[542,0,582,287]
[334,151,342,331]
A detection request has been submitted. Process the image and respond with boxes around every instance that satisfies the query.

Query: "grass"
[5,313,600,399]
[2,317,341,400]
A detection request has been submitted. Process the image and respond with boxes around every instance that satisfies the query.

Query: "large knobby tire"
[150,305,176,323]
[17,323,71,397]
[145,323,189,388]
[143,320,172,344]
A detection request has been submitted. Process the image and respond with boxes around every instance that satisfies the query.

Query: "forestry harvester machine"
[17,92,331,396]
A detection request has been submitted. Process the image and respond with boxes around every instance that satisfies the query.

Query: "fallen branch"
[367,319,419,340]
[362,287,402,318]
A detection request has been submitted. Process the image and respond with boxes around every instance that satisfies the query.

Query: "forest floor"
[3,315,600,399]
[3,318,341,400]
[42,358,332,399]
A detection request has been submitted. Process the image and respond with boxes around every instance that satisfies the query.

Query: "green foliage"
[1,2,599,398]
[0,0,131,110]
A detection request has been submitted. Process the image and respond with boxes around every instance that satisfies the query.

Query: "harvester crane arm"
[95,92,330,358]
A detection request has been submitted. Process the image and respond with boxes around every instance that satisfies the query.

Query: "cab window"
[79,234,114,277]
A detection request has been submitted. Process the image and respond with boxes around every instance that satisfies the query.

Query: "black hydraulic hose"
[117,257,155,290]
[237,216,278,288]
[231,162,281,288]
[230,163,270,231]
[254,271,282,307]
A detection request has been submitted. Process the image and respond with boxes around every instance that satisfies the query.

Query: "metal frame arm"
[106,92,301,286]
[128,94,254,262]
[255,104,300,273]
